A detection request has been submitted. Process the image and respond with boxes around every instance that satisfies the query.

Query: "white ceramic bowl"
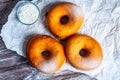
[17,2,40,25]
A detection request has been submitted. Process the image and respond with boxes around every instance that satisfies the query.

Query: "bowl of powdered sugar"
[17,2,40,25]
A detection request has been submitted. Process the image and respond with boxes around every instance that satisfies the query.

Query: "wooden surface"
[0,0,97,80]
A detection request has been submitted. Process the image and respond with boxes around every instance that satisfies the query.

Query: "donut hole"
[60,15,69,24]
[41,51,52,59]
[79,49,89,57]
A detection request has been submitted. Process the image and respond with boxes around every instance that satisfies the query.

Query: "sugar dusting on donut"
[39,59,57,74]
[71,4,83,18]
[82,59,101,69]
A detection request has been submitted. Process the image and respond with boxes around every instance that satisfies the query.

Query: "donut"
[65,34,103,70]
[26,35,66,74]
[46,2,84,39]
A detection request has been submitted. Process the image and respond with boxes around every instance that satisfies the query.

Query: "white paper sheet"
[1,0,120,80]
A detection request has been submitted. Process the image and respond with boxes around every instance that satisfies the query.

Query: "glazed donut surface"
[46,2,84,39]
[26,35,66,74]
[65,34,103,70]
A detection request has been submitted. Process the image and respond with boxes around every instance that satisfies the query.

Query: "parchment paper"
[1,0,120,80]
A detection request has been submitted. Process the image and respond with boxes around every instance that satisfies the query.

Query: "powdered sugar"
[39,59,57,74]
[17,2,39,24]
[71,5,83,18]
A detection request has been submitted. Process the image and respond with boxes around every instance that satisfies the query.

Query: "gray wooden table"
[0,0,96,80]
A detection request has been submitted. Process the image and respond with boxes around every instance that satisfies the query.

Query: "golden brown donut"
[46,2,84,39]
[65,34,103,70]
[26,35,66,74]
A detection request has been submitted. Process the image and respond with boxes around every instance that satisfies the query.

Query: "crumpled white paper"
[1,0,120,80]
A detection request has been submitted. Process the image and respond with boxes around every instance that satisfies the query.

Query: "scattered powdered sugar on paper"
[0,0,120,80]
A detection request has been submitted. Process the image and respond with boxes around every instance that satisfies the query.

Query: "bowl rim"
[16,1,40,25]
